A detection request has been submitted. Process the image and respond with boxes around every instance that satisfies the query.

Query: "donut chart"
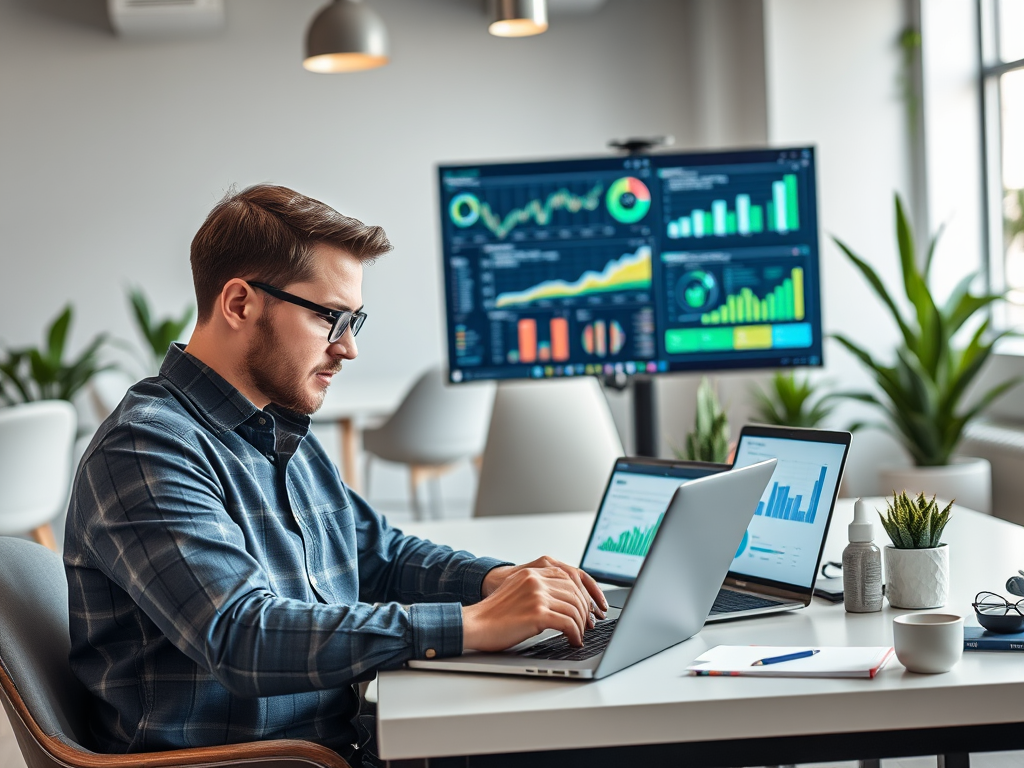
[449,192,481,228]
[606,177,651,224]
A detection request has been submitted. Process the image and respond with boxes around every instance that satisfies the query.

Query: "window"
[982,0,1024,329]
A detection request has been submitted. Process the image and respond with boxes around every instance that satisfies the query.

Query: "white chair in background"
[0,401,77,551]
[362,367,495,519]
[473,377,624,517]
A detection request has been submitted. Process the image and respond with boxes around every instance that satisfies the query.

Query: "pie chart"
[606,177,651,224]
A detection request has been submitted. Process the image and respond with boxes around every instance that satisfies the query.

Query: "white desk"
[377,501,1024,767]
[311,375,409,494]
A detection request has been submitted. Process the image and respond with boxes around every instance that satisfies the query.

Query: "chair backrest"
[0,401,77,534]
[473,378,624,517]
[362,367,495,466]
[0,537,93,757]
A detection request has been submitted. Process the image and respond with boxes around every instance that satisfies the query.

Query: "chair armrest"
[1,667,351,768]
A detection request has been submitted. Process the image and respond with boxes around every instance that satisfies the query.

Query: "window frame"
[979,0,1024,327]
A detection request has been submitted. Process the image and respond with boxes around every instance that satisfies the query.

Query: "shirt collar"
[159,343,259,433]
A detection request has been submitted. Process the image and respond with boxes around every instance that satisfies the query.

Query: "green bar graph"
[597,513,665,557]
[701,268,806,325]
[666,176,799,239]
[750,205,764,233]
[785,174,799,230]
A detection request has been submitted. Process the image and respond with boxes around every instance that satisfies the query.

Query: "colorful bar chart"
[754,465,827,524]
[514,318,570,364]
[666,174,800,239]
[597,513,664,557]
[701,268,805,325]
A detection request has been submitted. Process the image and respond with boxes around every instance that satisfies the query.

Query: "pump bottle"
[842,498,883,612]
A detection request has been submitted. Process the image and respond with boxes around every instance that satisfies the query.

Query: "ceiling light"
[304,0,389,74]
[489,0,548,37]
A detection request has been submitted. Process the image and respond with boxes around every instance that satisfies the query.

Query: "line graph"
[449,183,605,239]
[493,246,652,307]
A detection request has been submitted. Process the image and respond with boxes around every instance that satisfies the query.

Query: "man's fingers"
[578,568,609,612]
[545,608,584,646]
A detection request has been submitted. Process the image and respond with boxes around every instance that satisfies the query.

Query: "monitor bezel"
[579,456,730,588]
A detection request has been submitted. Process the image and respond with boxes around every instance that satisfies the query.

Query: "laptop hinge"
[723,576,811,605]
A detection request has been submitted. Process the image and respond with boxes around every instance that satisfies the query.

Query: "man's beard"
[244,313,335,415]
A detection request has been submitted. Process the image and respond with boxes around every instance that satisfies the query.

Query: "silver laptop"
[594,425,853,621]
[408,458,776,680]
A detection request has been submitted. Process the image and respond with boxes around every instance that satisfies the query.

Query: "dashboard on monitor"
[438,146,822,383]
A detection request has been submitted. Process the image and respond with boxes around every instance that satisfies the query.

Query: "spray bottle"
[842,498,883,612]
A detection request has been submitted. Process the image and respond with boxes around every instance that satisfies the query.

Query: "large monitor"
[438,146,822,383]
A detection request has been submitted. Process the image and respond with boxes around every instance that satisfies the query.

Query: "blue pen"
[751,649,820,666]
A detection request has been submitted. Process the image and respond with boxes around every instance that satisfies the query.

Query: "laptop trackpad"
[603,587,630,609]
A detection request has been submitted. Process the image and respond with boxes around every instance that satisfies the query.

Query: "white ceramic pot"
[879,456,991,515]
[884,545,949,609]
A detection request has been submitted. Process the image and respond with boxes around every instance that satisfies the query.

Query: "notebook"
[687,645,895,678]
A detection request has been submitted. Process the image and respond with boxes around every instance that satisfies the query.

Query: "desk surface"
[377,501,1024,761]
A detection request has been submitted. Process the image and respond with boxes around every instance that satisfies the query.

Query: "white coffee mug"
[893,613,963,674]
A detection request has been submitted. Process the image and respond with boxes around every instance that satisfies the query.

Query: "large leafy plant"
[832,195,1019,466]
[674,377,730,463]
[0,306,110,405]
[752,372,835,428]
[128,287,194,373]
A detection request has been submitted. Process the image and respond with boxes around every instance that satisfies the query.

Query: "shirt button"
[258,417,266,425]
[425,648,437,659]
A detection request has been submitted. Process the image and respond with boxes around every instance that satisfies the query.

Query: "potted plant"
[127,287,195,375]
[751,372,835,428]
[832,195,1021,513]
[674,377,730,463]
[0,305,110,408]
[878,491,953,609]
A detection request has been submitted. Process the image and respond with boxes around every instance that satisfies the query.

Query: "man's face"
[245,243,363,415]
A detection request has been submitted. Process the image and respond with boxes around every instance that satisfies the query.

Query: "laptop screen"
[728,431,849,589]
[580,459,725,587]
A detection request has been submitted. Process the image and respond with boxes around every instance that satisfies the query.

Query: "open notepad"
[687,646,895,678]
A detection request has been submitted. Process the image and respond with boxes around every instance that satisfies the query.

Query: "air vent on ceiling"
[547,0,609,13]
[107,0,225,37]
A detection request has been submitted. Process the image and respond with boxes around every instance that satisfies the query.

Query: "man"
[64,184,607,765]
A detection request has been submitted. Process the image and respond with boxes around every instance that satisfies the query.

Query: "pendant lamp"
[304,0,389,73]
[489,0,548,37]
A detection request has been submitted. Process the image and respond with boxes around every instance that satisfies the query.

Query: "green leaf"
[46,306,72,366]
[832,237,915,349]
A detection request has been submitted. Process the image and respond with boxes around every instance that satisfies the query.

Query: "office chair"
[362,367,495,519]
[0,537,351,768]
[0,401,77,551]
[473,377,624,517]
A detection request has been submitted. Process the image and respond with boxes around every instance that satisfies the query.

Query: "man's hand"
[463,557,609,653]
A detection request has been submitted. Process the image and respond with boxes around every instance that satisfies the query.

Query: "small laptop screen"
[580,460,723,586]
[728,434,847,588]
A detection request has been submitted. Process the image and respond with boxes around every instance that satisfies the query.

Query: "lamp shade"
[304,0,389,73]
[489,0,548,37]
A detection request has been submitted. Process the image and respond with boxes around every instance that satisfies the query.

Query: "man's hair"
[190,184,392,322]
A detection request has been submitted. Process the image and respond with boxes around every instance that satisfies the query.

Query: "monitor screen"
[579,459,725,587]
[439,146,822,383]
[729,432,849,589]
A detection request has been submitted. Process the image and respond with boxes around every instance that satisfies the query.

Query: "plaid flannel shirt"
[64,345,505,754]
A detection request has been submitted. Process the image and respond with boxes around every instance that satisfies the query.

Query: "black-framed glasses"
[973,591,1024,616]
[249,282,366,343]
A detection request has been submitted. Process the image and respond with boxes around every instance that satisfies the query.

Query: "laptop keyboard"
[516,619,618,661]
[710,588,785,615]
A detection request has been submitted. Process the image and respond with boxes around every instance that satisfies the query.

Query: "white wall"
[0,0,770,513]
[762,0,913,495]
